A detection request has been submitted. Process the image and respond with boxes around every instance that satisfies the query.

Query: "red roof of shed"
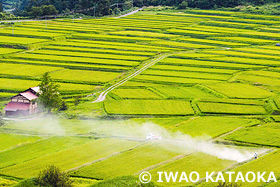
[4,102,31,111]
[20,91,38,101]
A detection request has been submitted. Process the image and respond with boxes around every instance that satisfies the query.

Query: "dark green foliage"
[178,1,188,9]
[14,178,37,187]
[0,11,16,19]
[141,0,280,9]
[230,3,280,15]
[36,165,73,187]
[42,5,59,15]
[60,100,68,111]
[29,6,43,17]
[20,0,126,17]
[28,5,58,17]
[90,176,157,187]
[97,0,111,16]
[38,72,62,113]
[74,96,82,106]
[185,0,241,9]
[0,3,3,12]
[13,0,280,17]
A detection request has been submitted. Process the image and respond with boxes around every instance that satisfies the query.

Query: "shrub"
[60,100,68,111]
[36,165,73,187]
[14,178,37,187]
[74,96,82,106]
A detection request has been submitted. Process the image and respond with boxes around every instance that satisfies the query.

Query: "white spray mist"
[111,122,265,163]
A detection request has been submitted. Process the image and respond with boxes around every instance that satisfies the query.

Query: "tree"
[29,6,43,17]
[178,1,188,9]
[0,3,3,12]
[112,7,121,15]
[38,72,62,113]
[36,165,73,187]
[98,0,111,16]
[42,5,58,15]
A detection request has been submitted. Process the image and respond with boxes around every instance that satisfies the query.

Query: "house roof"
[30,86,40,93]
[20,91,38,101]
[4,102,31,111]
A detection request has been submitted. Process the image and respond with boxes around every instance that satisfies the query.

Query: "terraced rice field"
[225,123,280,147]
[197,101,267,115]
[172,116,259,137]
[198,150,280,187]
[204,83,274,98]
[0,27,68,39]
[0,138,141,178]
[151,86,216,99]
[0,133,40,152]
[0,78,97,93]
[0,48,23,55]
[104,100,194,115]
[0,63,63,76]
[110,88,162,99]
[1,7,280,187]
[0,177,18,186]
[149,152,236,186]
[0,137,91,169]
[49,69,123,84]
[0,35,48,46]
[72,142,182,179]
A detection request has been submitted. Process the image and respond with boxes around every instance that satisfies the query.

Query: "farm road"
[115,8,143,18]
[93,53,169,103]
[0,19,45,23]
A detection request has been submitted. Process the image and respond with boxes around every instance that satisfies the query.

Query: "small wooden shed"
[4,87,40,116]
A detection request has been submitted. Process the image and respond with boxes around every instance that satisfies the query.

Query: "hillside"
[0,7,280,187]
[3,0,280,17]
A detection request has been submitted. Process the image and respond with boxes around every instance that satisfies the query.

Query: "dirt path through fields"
[115,8,144,18]
[93,53,169,103]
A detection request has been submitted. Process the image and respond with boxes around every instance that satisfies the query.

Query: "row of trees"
[13,0,280,18]
[28,5,58,17]
[134,0,279,9]
[15,0,130,18]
